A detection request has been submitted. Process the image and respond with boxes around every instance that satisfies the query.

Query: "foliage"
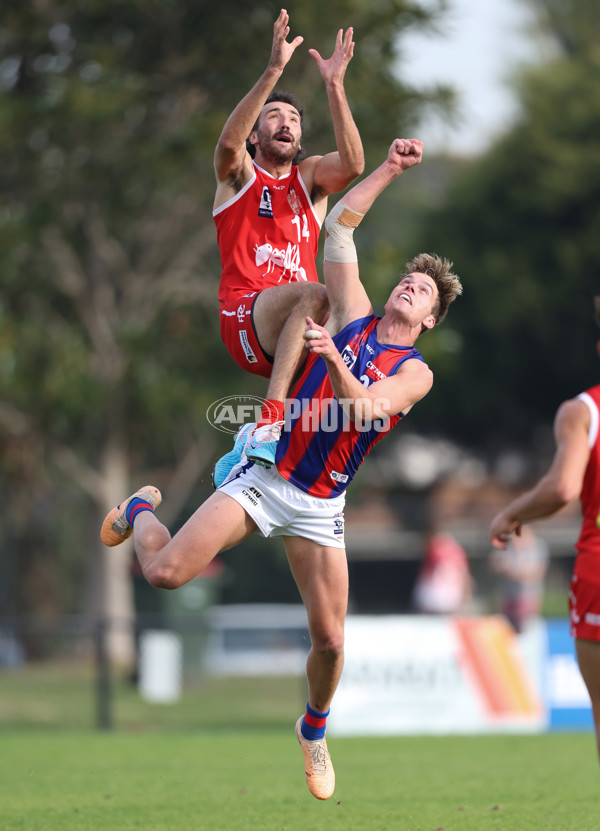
[408,0,600,456]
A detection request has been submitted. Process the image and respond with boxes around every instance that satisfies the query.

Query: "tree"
[404,0,600,462]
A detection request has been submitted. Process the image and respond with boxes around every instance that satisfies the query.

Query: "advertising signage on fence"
[328,616,591,736]
[544,619,594,731]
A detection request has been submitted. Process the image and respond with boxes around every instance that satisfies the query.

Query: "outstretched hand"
[308,27,355,86]
[387,138,424,173]
[268,9,304,73]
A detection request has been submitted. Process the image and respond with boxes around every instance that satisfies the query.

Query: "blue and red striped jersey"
[276,315,425,498]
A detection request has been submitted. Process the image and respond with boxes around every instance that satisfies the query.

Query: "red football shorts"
[219,292,273,378]
[569,572,600,641]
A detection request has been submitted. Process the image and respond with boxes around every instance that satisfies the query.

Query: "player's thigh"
[283,535,348,642]
[168,491,258,568]
[576,639,600,705]
[253,283,327,356]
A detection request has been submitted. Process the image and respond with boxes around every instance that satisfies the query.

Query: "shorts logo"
[237,303,250,323]
[330,470,349,484]
[584,612,600,626]
[258,186,273,218]
[239,330,257,363]
[242,486,263,507]
[333,512,344,537]
[241,489,258,506]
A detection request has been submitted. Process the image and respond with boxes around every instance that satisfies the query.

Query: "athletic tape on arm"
[323,200,364,264]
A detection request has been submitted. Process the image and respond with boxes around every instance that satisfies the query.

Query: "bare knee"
[310,625,345,659]
[137,527,186,591]
[300,283,329,322]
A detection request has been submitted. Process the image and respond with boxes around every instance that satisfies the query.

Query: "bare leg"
[132,492,258,590]
[284,535,348,712]
[253,282,329,401]
[575,638,600,761]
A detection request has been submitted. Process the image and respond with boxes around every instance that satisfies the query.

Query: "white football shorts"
[218,460,346,549]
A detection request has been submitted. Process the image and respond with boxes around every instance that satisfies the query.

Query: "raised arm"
[489,398,592,548]
[306,28,364,198]
[343,138,423,215]
[323,139,424,329]
[214,9,303,187]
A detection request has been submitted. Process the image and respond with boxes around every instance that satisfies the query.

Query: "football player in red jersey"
[213,9,364,474]
[490,296,600,762]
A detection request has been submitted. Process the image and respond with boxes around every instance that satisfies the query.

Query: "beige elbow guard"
[323,200,364,264]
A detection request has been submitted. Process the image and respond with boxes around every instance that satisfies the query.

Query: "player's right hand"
[269,9,304,71]
[388,139,424,173]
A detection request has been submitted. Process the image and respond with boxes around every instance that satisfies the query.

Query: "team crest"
[287,188,302,215]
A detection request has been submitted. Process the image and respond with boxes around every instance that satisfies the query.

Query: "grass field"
[1,664,598,830]
[0,731,597,830]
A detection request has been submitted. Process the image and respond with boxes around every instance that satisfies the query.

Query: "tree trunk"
[94,434,136,668]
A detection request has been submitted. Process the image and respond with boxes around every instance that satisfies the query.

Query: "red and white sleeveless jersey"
[575,384,600,583]
[276,315,425,498]
[213,162,321,306]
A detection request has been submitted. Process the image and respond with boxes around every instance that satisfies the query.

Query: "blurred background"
[1,0,598,731]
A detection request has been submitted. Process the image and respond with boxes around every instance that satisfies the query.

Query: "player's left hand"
[308,27,355,85]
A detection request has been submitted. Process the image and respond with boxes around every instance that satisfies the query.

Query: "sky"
[400,0,544,156]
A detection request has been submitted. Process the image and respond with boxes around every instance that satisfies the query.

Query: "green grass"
[1,665,598,829]
[0,731,597,830]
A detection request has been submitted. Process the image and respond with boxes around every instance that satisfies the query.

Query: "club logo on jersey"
[239,330,257,363]
[287,188,302,215]
[341,345,357,371]
[330,470,349,484]
[258,186,273,218]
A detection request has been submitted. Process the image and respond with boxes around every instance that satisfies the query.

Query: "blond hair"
[402,253,463,326]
